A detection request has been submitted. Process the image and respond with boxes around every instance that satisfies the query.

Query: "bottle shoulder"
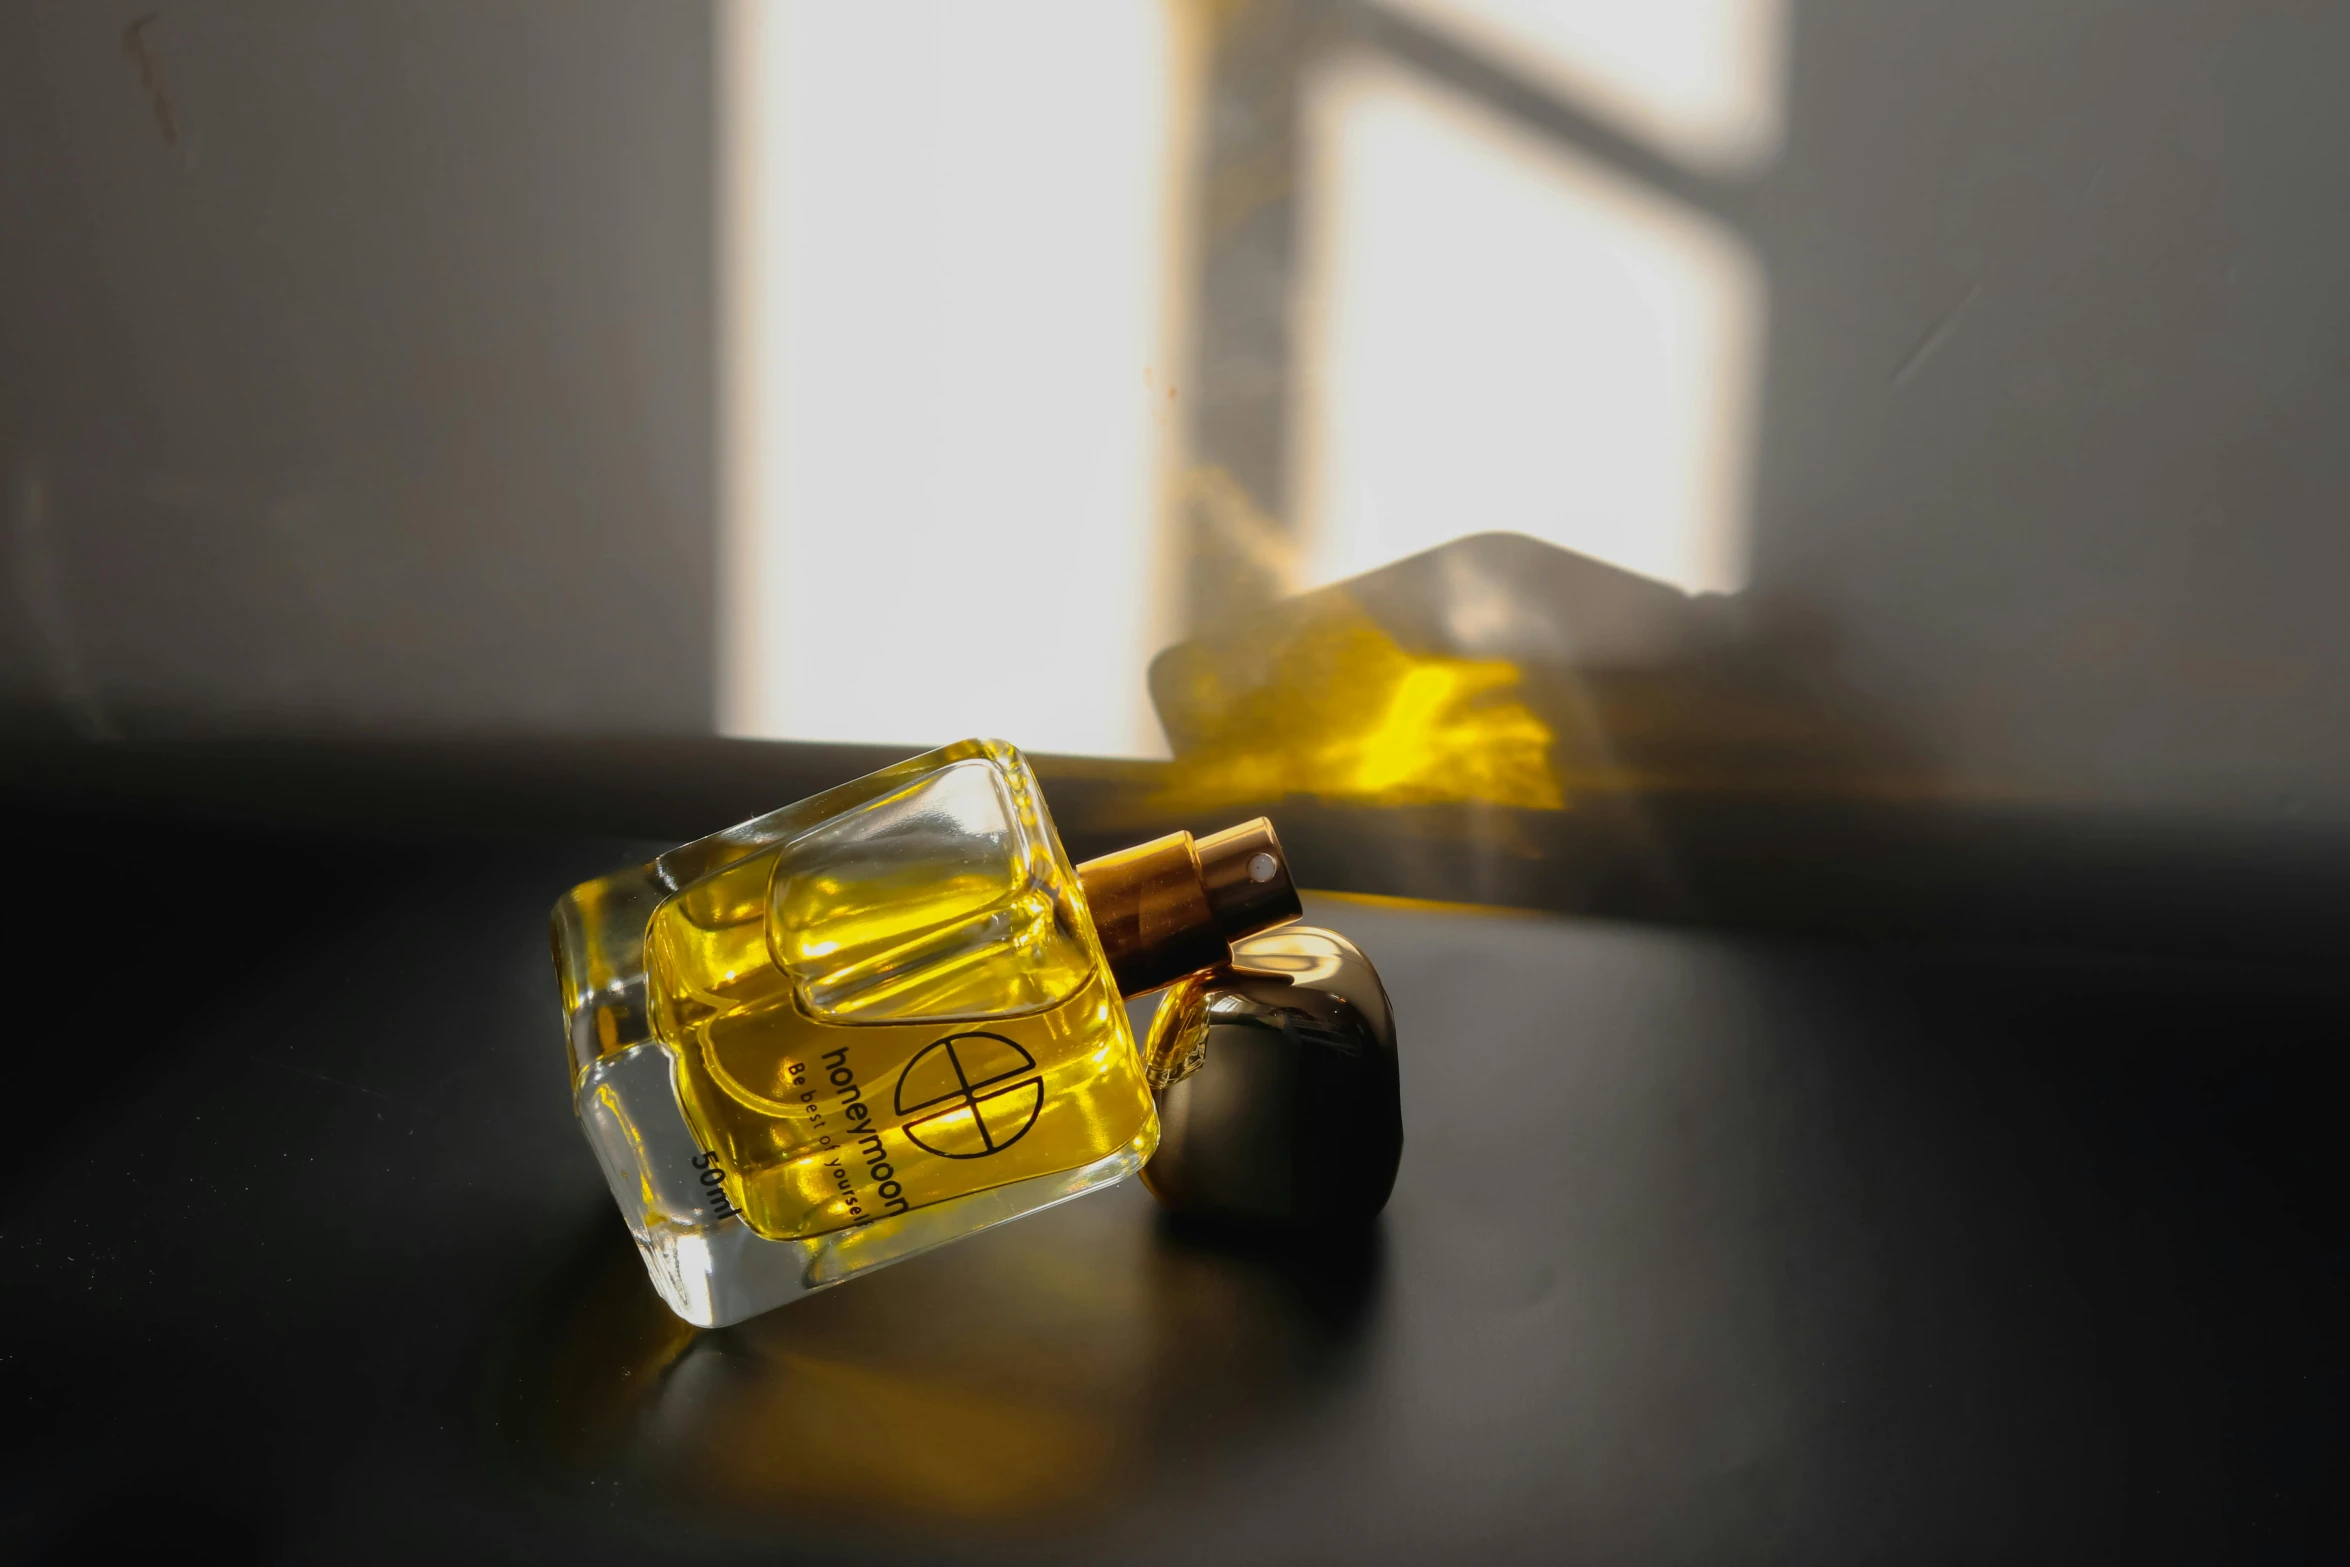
[556,741,1100,1080]
[652,743,1106,1029]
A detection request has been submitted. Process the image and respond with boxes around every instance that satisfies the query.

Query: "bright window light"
[720,0,1186,757]
[1380,0,1788,174]
[1292,49,1766,597]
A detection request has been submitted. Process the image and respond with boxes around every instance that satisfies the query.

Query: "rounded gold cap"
[1139,925,1402,1227]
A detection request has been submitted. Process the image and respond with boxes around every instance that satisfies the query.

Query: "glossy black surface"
[3,786,2344,1562]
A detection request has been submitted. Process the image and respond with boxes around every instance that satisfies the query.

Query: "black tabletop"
[3,782,2343,1562]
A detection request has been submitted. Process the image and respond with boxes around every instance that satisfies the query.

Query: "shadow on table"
[499,1191,1383,1542]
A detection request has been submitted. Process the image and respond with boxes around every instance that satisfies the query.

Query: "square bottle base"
[578,1039,1149,1328]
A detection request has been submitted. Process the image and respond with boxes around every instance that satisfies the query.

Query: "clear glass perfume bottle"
[551,739,1300,1327]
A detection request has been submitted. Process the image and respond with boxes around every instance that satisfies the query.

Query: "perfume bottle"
[551,739,1301,1327]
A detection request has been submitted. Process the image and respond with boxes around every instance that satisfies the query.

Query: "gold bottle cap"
[1074,818,1303,998]
[1138,925,1402,1227]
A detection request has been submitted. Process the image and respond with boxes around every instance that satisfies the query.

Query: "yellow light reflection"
[670,1350,1111,1522]
[1154,599,1563,812]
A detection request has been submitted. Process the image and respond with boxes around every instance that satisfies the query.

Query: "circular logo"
[893,1032,1044,1159]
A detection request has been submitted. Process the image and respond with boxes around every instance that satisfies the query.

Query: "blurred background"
[7,0,2347,823]
[6,7,2349,1558]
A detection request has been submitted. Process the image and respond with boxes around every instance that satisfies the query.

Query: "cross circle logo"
[893,1032,1044,1159]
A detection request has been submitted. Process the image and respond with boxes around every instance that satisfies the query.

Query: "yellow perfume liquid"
[644,815,1152,1241]
[551,739,1299,1325]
